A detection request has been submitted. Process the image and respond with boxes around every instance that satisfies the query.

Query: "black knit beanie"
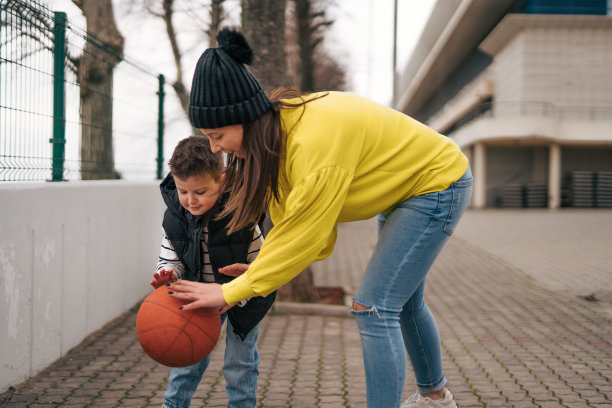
[189,28,272,129]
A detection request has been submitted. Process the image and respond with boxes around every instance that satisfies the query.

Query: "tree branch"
[161,0,190,116]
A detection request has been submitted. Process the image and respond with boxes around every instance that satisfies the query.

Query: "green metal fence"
[1,0,166,181]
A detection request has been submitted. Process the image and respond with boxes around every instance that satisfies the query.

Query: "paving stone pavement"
[1,210,611,407]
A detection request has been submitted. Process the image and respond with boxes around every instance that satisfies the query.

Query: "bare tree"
[241,0,289,90]
[295,0,332,92]
[241,0,320,303]
[208,0,227,47]
[286,0,347,92]
[313,46,347,91]
[126,0,226,124]
[73,0,124,179]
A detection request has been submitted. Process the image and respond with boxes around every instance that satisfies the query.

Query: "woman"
[169,28,472,408]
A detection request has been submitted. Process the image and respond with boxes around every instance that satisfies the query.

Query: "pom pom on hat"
[217,27,254,65]
[188,28,271,129]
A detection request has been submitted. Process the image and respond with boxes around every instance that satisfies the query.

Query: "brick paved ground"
[1,210,610,407]
[452,209,612,305]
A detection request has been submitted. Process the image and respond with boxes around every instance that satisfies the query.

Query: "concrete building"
[395,0,612,209]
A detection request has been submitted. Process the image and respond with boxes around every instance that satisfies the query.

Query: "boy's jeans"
[351,167,473,408]
[162,315,260,408]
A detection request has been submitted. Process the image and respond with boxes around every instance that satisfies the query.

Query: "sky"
[329,1,435,105]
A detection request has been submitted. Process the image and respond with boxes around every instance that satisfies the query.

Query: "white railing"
[445,100,612,134]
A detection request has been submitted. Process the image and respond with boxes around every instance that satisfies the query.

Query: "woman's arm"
[167,280,228,310]
[222,165,353,304]
[170,166,353,309]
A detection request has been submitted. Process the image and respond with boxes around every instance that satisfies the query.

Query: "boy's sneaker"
[400,389,457,408]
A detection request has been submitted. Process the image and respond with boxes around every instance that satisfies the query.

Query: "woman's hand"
[150,268,177,288]
[218,263,249,277]
[167,280,232,312]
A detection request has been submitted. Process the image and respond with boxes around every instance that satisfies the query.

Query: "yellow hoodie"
[223,92,468,305]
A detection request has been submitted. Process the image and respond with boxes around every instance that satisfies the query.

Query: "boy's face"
[174,173,223,216]
[200,125,244,158]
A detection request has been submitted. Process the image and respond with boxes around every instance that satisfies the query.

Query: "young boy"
[151,136,275,408]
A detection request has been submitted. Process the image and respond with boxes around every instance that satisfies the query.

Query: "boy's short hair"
[168,136,223,180]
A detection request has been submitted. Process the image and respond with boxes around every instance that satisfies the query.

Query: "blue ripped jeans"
[162,315,260,408]
[351,167,472,408]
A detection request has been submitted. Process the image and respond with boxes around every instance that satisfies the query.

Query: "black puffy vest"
[160,173,275,340]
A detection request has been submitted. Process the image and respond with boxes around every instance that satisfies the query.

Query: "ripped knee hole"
[352,301,371,311]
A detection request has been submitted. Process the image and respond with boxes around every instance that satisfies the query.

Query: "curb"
[272,301,352,317]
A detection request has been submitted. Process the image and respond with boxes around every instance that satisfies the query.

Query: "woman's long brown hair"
[218,88,327,234]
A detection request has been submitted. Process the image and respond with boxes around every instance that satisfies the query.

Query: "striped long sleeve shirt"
[157,224,264,284]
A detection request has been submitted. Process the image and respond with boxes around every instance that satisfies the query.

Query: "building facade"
[395,0,612,209]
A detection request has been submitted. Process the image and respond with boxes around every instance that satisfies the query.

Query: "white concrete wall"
[490,33,524,103]
[492,26,612,110]
[0,181,165,393]
[522,28,612,109]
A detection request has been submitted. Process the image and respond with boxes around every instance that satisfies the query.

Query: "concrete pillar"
[462,145,472,165]
[548,143,561,209]
[472,142,486,208]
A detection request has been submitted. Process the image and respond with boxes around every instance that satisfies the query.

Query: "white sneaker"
[400,389,457,408]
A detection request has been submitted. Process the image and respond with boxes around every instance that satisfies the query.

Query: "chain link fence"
[1,0,167,181]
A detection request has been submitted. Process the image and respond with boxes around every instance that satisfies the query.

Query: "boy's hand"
[218,263,249,277]
[150,268,177,288]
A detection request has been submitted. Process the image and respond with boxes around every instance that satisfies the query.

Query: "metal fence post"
[50,11,67,181]
[156,74,165,180]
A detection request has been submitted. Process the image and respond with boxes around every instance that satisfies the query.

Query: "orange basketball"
[136,286,221,367]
